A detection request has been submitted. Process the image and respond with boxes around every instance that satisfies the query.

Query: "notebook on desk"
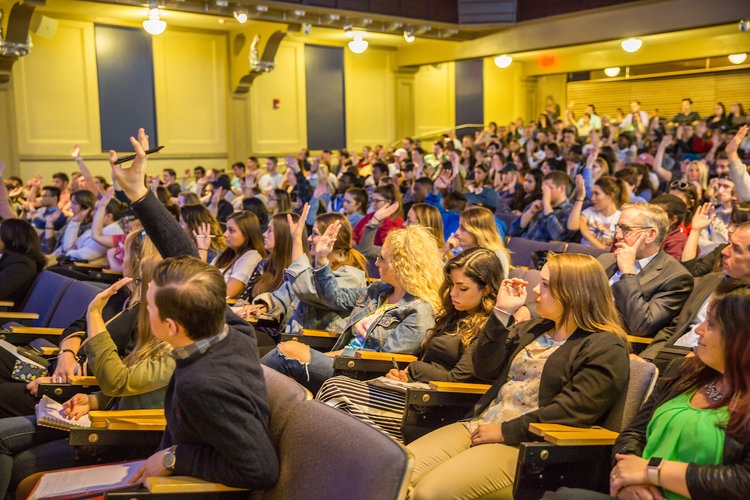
[36,395,92,431]
[29,460,145,500]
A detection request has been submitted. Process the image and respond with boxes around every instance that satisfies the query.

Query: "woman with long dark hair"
[202,211,265,299]
[318,247,503,442]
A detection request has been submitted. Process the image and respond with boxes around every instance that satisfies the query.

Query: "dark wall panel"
[95,25,158,152]
[305,44,346,150]
[455,58,483,138]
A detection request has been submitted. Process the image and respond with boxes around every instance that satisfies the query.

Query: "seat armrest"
[145,477,248,494]
[69,376,98,386]
[6,325,64,335]
[627,335,653,345]
[529,422,619,446]
[300,329,341,338]
[0,312,40,320]
[427,381,492,394]
[355,351,417,363]
[0,300,14,308]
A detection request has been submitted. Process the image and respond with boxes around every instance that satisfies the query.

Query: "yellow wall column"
[345,47,396,152]
[484,58,525,126]
[413,62,455,141]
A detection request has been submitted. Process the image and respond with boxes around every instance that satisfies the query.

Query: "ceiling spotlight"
[386,22,403,31]
[621,37,642,53]
[348,32,368,53]
[328,14,340,22]
[256,5,268,13]
[361,18,372,25]
[728,53,748,64]
[143,8,166,35]
[415,25,431,35]
[604,66,621,77]
[344,25,354,37]
[494,55,512,68]
[233,7,248,23]
[215,0,229,7]
[445,29,459,37]
[403,29,415,43]
[293,9,305,17]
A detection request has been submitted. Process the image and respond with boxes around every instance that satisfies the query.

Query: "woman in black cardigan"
[407,252,630,499]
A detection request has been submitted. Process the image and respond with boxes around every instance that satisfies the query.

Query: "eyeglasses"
[669,181,690,191]
[614,224,652,236]
[376,253,388,264]
[371,198,388,205]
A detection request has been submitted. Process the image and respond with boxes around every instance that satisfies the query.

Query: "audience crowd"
[0,96,750,499]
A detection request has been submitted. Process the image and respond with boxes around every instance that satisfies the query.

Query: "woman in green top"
[546,278,750,500]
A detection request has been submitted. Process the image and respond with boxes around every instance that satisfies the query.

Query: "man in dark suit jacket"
[598,203,693,338]
[641,222,750,370]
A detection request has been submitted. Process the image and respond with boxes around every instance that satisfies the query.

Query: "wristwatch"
[162,447,177,472]
[646,457,664,486]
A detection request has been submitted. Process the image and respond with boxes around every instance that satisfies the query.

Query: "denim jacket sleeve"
[358,220,381,260]
[377,298,434,354]
[312,262,370,313]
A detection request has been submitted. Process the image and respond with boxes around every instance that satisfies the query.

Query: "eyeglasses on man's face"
[614,224,652,237]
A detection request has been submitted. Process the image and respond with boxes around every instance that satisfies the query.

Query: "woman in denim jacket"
[244,211,368,336]
[261,207,444,394]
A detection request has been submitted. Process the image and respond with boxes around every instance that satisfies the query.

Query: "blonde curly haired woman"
[261,223,444,394]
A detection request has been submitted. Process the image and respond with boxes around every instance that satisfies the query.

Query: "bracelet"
[493,306,515,316]
[575,198,585,202]
[59,348,77,358]
[372,216,382,224]
[197,248,208,252]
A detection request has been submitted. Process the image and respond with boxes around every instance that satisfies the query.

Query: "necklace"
[704,382,726,402]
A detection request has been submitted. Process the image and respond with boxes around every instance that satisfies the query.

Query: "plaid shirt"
[171,326,228,360]
[509,199,573,242]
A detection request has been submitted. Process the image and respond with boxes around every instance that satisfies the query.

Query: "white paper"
[31,460,145,499]
[674,330,700,348]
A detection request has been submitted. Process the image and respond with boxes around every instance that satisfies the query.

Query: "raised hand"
[285,155,300,173]
[372,201,399,225]
[193,222,212,251]
[310,156,320,173]
[109,128,150,201]
[72,207,91,223]
[313,219,341,267]
[726,125,748,161]
[313,178,328,199]
[289,203,311,239]
[71,144,81,160]
[87,277,134,317]
[435,168,456,191]
[574,174,586,200]
[496,278,528,315]
[44,208,62,225]
[690,203,715,232]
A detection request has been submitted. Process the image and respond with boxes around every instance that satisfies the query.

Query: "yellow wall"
[248,39,307,156]
[345,46,396,152]
[413,62,455,140]
[10,16,232,181]
[484,58,525,127]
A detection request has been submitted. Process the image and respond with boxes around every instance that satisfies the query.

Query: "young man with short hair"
[110,129,278,490]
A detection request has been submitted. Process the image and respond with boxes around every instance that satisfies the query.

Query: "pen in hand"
[391,357,399,371]
[113,145,165,165]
